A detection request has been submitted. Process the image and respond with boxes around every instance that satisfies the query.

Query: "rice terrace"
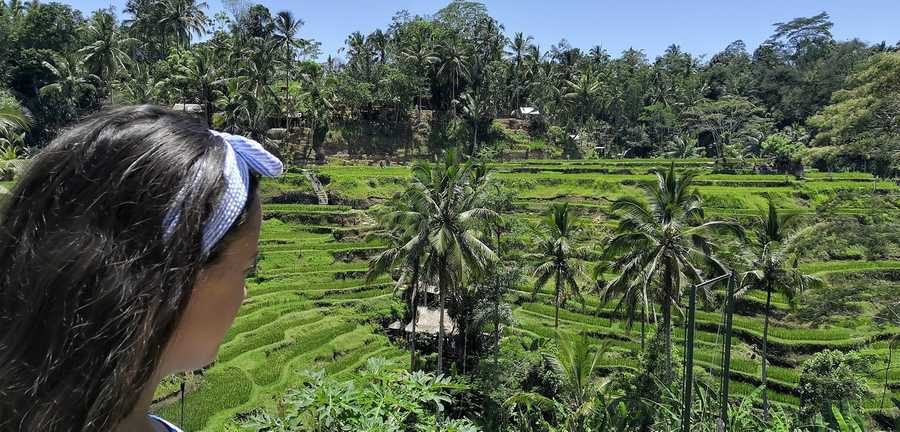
[1,0,899,431]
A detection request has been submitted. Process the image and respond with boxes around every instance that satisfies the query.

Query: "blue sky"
[68,0,900,60]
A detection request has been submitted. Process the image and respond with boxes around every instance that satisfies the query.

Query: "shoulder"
[148,415,185,432]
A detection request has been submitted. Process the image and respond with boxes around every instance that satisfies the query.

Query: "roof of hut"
[405,306,456,335]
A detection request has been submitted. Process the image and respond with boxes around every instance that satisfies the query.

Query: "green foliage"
[808,52,900,177]
[243,358,477,432]
[798,350,873,419]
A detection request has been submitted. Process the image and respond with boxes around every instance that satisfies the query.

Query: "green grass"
[164,160,898,430]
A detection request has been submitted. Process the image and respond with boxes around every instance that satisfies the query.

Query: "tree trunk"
[461,318,468,374]
[494,229,502,379]
[882,340,894,410]
[555,272,562,329]
[662,263,674,383]
[662,297,672,383]
[410,264,420,370]
[471,120,478,155]
[438,265,447,375]
[762,286,772,420]
[640,303,646,352]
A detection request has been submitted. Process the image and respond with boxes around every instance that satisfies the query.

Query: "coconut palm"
[299,71,335,162]
[366,196,430,370]
[273,10,304,130]
[506,32,533,109]
[457,91,491,155]
[532,202,587,329]
[437,38,470,113]
[400,33,439,122]
[173,49,219,125]
[403,151,499,374]
[545,335,611,432]
[737,200,823,418]
[665,134,702,159]
[0,99,30,143]
[602,163,741,382]
[564,70,603,127]
[157,0,208,49]
[79,11,136,90]
[214,78,252,133]
[40,53,100,114]
[507,32,533,74]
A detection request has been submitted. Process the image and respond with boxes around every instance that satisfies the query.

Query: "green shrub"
[798,350,874,419]
[243,358,478,431]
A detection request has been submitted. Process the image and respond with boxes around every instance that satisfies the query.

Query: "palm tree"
[273,10,304,131]
[507,32,533,74]
[603,163,741,382]
[366,196,430,370]
[737,200,823,418]
[214,78,252,133]
[400,33,439,122]
[112,63,156,104]
[545,335,610,432]
[299,72,335,162]
[79,11,135,92]
[368,29,388,65]
[344,31,373,80]
[665,134,701,159]
[532,203,586,329]
[437,38,470,114]
[457,91,490,155]
[506,32,533,109]
[41,53,99,115]
[564,70,602,127]
[0,99,31,143]
[157,0,207,49]
[404,151,499,374]
[173,49,218,125]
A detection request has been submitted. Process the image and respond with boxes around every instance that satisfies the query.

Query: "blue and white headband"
[163,130,283,254]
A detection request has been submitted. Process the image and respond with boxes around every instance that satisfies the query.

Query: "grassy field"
[152,159,900,430]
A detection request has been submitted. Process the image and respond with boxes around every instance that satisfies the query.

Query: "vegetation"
[1,2,898,175]
[2,1,899,430]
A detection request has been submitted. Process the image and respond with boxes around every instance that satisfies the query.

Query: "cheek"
[163,271,247,372]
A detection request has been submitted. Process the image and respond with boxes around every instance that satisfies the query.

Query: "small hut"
[405,306,456,336]
[172,104,206,119]
[511,106,540,119]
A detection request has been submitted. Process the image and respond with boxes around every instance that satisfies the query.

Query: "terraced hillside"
[153,159,900,429]
[152,204,407,430]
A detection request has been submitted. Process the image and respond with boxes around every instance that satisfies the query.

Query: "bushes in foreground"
[244,358,479,432]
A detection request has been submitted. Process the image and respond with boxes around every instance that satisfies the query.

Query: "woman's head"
[0,105,269,431]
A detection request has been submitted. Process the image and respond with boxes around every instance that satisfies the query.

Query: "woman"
[0,106,282,431]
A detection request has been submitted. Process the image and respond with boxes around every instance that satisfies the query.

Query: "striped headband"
[163,130,283,254]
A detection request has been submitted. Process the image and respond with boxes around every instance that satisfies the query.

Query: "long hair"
[0,105,259,431]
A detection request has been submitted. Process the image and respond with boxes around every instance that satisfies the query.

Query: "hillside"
[153,158,900,430]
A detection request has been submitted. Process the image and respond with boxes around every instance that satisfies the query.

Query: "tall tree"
[437,37,470,113]
[172,48,218,125]
[366,196,430,370]
[545,335,610,432]
[405,151,498,374]
[737,200,823,418]
[603,164,741,382]
[79,10,134,93]
[532,203,586,329]
[273,10,304,131]
[40,53,99,118]
[564,70,603,127]
[400,31,439,122]
[157,0,207,49]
